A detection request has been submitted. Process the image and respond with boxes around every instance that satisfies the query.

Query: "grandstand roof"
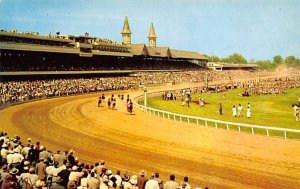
[130,44,148,56]
[0,31,73,43]
[170,49,208,60]
[147,46,171,58]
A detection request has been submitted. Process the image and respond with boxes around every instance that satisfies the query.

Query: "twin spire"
[121,16,157,47]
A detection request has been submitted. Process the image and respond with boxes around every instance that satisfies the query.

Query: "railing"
[133,91,300,140]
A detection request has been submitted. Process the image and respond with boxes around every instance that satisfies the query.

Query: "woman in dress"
[232,105,237,117]
[247,107,251,118]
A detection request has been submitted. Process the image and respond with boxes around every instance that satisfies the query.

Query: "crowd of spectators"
[241,76,300,95]
[0,132,209,189]
[1,70,280,107]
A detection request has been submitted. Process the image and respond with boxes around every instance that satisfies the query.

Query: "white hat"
[72,166,78,171]
[2,144,8,148]
[106,170,112,175]
[9,168,19,175]
[140,170,146,176]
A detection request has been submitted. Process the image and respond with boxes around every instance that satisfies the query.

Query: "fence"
[133,91,300,140]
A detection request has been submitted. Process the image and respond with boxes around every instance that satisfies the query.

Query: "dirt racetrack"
[1,83,300,189]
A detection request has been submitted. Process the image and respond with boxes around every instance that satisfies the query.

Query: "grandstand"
[0,16,208,80]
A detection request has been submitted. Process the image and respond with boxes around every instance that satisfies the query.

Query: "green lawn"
[146,88,300,130]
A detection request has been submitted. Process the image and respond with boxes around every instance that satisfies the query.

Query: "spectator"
[163,175,178,189]
[87,172,99,189]
[145,173,159,189]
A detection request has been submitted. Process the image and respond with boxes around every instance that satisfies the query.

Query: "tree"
[207,55,221,62]
[56,31,60,36]
[227,53,247,64]
[285,56,297,64]
[256,60,276,70]
[273,55,283,64]
[220,57,230,63]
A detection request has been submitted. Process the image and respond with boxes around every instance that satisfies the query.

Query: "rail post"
[284,131,287,139]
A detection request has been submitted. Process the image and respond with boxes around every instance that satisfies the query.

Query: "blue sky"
[0,0,299,60]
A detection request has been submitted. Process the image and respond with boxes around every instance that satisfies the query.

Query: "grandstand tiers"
[0,17,208,76]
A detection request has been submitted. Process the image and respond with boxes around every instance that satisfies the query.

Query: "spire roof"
[148,22,156,38]
[121,16,132,34]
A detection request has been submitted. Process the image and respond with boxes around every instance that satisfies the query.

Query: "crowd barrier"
[133,91,300,140]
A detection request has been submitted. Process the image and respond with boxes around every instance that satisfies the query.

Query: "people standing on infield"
[219,103,223,115]
[101,94,105,102]
[112,98,116,109]
[293,105,299,121]
[246,107,251,118]
[232,105,237,117]
[186,94,191,107]
[98,96,102,107]
[107,98,111,108]
[127,99,133,114]
[237,104,243,117]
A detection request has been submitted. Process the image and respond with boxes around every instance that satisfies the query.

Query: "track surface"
[1,84,300,189]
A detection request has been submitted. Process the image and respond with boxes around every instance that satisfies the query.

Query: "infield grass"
[146,88,300,138]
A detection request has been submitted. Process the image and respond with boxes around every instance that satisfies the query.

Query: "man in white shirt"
[145,174,159,189]
[164,175,178,189]
[7,150,24,169]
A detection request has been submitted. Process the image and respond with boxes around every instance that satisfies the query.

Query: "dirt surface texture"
[1,82,300,189]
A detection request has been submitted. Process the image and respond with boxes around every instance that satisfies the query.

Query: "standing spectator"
[137,170,148,189]
[53,150,66,167]
[34,142,41,162]
[7,149,24,169]
[163,175,178,189]
[27,145,35,164]
[219,103,223,115]
[67,150,76,167]
[180,177,191,189]
[1,171,12,189]
[293,105,299,122]
[232,106,237,117]
[295,106,299,122]
[114,170,122,187]
[36,158,47,181]
[247,107,251,118]
[21,144,31,160]
[1,144,8,166]
[123,175,138,189]
[145,173,159,189]
[154,173,163,189]
[237,104,243,117]
[39,146,51,162]
[87,172,99,189]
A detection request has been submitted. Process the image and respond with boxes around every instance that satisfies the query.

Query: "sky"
[0,0,299,61]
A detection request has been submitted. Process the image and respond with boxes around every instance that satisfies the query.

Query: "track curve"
[1,85,300,189]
